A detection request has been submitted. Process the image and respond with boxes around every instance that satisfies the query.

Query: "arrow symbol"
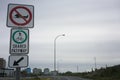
[13,57,24,66]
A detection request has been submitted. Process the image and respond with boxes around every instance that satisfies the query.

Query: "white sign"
[10,28,29,54]
[7,4,34,28]
[8,55,28,68]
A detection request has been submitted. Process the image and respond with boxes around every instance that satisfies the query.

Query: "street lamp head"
[62,34,65,36]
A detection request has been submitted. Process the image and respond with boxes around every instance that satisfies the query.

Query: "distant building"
[44,68,50,75]
[0,58,14,77]
[33,68,42,75]
[25,68,31,74]
[0,68,14,77]
[0,58,6,68]
[51,71,58,76]
[5,68,14,77]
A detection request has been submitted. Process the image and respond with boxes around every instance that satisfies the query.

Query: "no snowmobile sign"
[7,4,34,28]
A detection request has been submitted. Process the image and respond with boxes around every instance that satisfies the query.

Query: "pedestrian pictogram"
[10,28,29,54]
[7,4,34,28]
[8,55,28,68]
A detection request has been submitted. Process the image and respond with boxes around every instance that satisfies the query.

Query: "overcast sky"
[1,0,120,72]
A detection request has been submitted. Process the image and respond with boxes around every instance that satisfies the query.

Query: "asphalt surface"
[54,76,92,80]
[0,76,92,80]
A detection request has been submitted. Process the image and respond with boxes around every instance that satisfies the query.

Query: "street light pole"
[54,34,65,72]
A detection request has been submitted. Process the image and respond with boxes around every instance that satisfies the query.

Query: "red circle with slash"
[10,6,32,26]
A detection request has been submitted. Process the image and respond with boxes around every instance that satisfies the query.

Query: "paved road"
[54,76,92,80]
[0,76,92,80]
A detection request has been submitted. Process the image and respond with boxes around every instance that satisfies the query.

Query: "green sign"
[12,30,27,44]
[10,29,29,54]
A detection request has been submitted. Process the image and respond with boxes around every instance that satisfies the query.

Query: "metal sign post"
[16,67,21,80]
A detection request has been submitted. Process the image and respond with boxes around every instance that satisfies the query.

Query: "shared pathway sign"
[10,28,29,54]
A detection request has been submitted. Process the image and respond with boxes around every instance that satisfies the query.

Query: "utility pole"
[77,65,79,73]
[94,57,97,70]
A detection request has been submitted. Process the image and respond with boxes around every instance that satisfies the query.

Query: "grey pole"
[54,34,65,72]
[94,57,97,70]
[16,67,21,80]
